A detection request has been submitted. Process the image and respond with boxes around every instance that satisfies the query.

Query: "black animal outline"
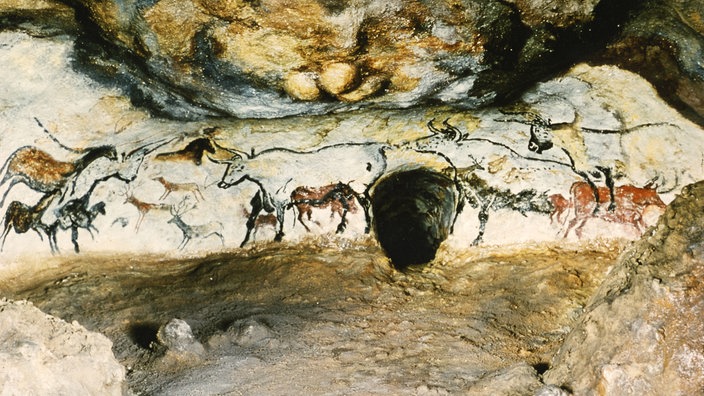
[211,142,388,247]
[0,191,58,251]
[50,196,106,253]
[0,118,118,207]
[154,137,216,166]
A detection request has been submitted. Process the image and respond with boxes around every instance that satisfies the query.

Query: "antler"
[173,196,195,216]
[125,136,178,159]
[116,184,130,197]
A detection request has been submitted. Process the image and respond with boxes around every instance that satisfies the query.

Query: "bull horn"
[206,153,241,164]
[427,118,442,134]
[442,118,463,141]
[211,140,250,159]
[126,136,178,158]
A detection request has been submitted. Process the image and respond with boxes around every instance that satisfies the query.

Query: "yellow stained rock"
[319,62,358,95]
[144,0,212,61]
[283,71,321,101]
[194,0,252,21]
[213,26,306,78]
[337,75,388,102]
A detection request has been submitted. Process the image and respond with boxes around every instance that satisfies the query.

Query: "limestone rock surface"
[599,0,704,124]
[0,0,632,119]
[0,299,126,395]
[543,181,704,394]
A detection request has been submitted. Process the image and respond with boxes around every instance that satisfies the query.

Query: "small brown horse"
[290,182,359,233]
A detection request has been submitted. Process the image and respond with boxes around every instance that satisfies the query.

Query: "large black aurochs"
[371,168,458,269]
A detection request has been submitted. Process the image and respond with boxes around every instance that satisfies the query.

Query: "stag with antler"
[168,199,224,250]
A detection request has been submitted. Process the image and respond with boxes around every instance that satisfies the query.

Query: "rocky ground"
[3,180,704,395]
[0,237,625,394]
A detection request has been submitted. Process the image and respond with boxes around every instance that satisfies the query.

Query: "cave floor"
[0,238,625,394]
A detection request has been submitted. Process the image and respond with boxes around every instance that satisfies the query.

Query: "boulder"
[0,299,126,395]
[543,181,704,394]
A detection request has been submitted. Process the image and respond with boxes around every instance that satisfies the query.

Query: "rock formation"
[544,181,704,394]
[0,299,126,395]
[0,0,641,119]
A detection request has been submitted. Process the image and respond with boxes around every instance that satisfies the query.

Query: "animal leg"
[449,186,466,235]
[562,214,582,238]
[88,225,99,239]
[471,202,490,246]
[335,195,350,234]
[159,189,170,200]
[178,236,190,250]
[241,192,264,247]
[336,209,348,234]
[596,166,616,211]
[0,178,20,208]
[204,232,225,246]
[296,205,311,232]
[573,218,590,239]
[195,188,205,201]
[48,225,60,254]
[358,191,372,234]
[33,228,45,241]
[71,226,80,253]
[0,223,11,252]
[274,205,285,242]
[135,213,145,233]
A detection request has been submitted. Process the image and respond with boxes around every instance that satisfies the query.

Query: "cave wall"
[0,0,703,394]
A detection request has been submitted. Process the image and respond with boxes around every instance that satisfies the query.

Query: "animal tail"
[0,148,13,185]
[33,117,82,153]
[0,149,17,207]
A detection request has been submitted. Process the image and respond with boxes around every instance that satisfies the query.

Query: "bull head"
[528,122,554,154]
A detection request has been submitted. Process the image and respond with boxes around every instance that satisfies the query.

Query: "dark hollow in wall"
[371,168,458,269]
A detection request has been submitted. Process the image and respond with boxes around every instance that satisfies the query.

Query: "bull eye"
[366,162,372,172]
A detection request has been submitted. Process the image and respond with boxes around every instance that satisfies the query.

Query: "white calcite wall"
[0,31,702,259]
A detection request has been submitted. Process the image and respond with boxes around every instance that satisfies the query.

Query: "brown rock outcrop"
[57,0,624,118]
[544,181,704,394]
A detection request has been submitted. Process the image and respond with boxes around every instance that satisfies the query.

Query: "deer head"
[169,197,195,221]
